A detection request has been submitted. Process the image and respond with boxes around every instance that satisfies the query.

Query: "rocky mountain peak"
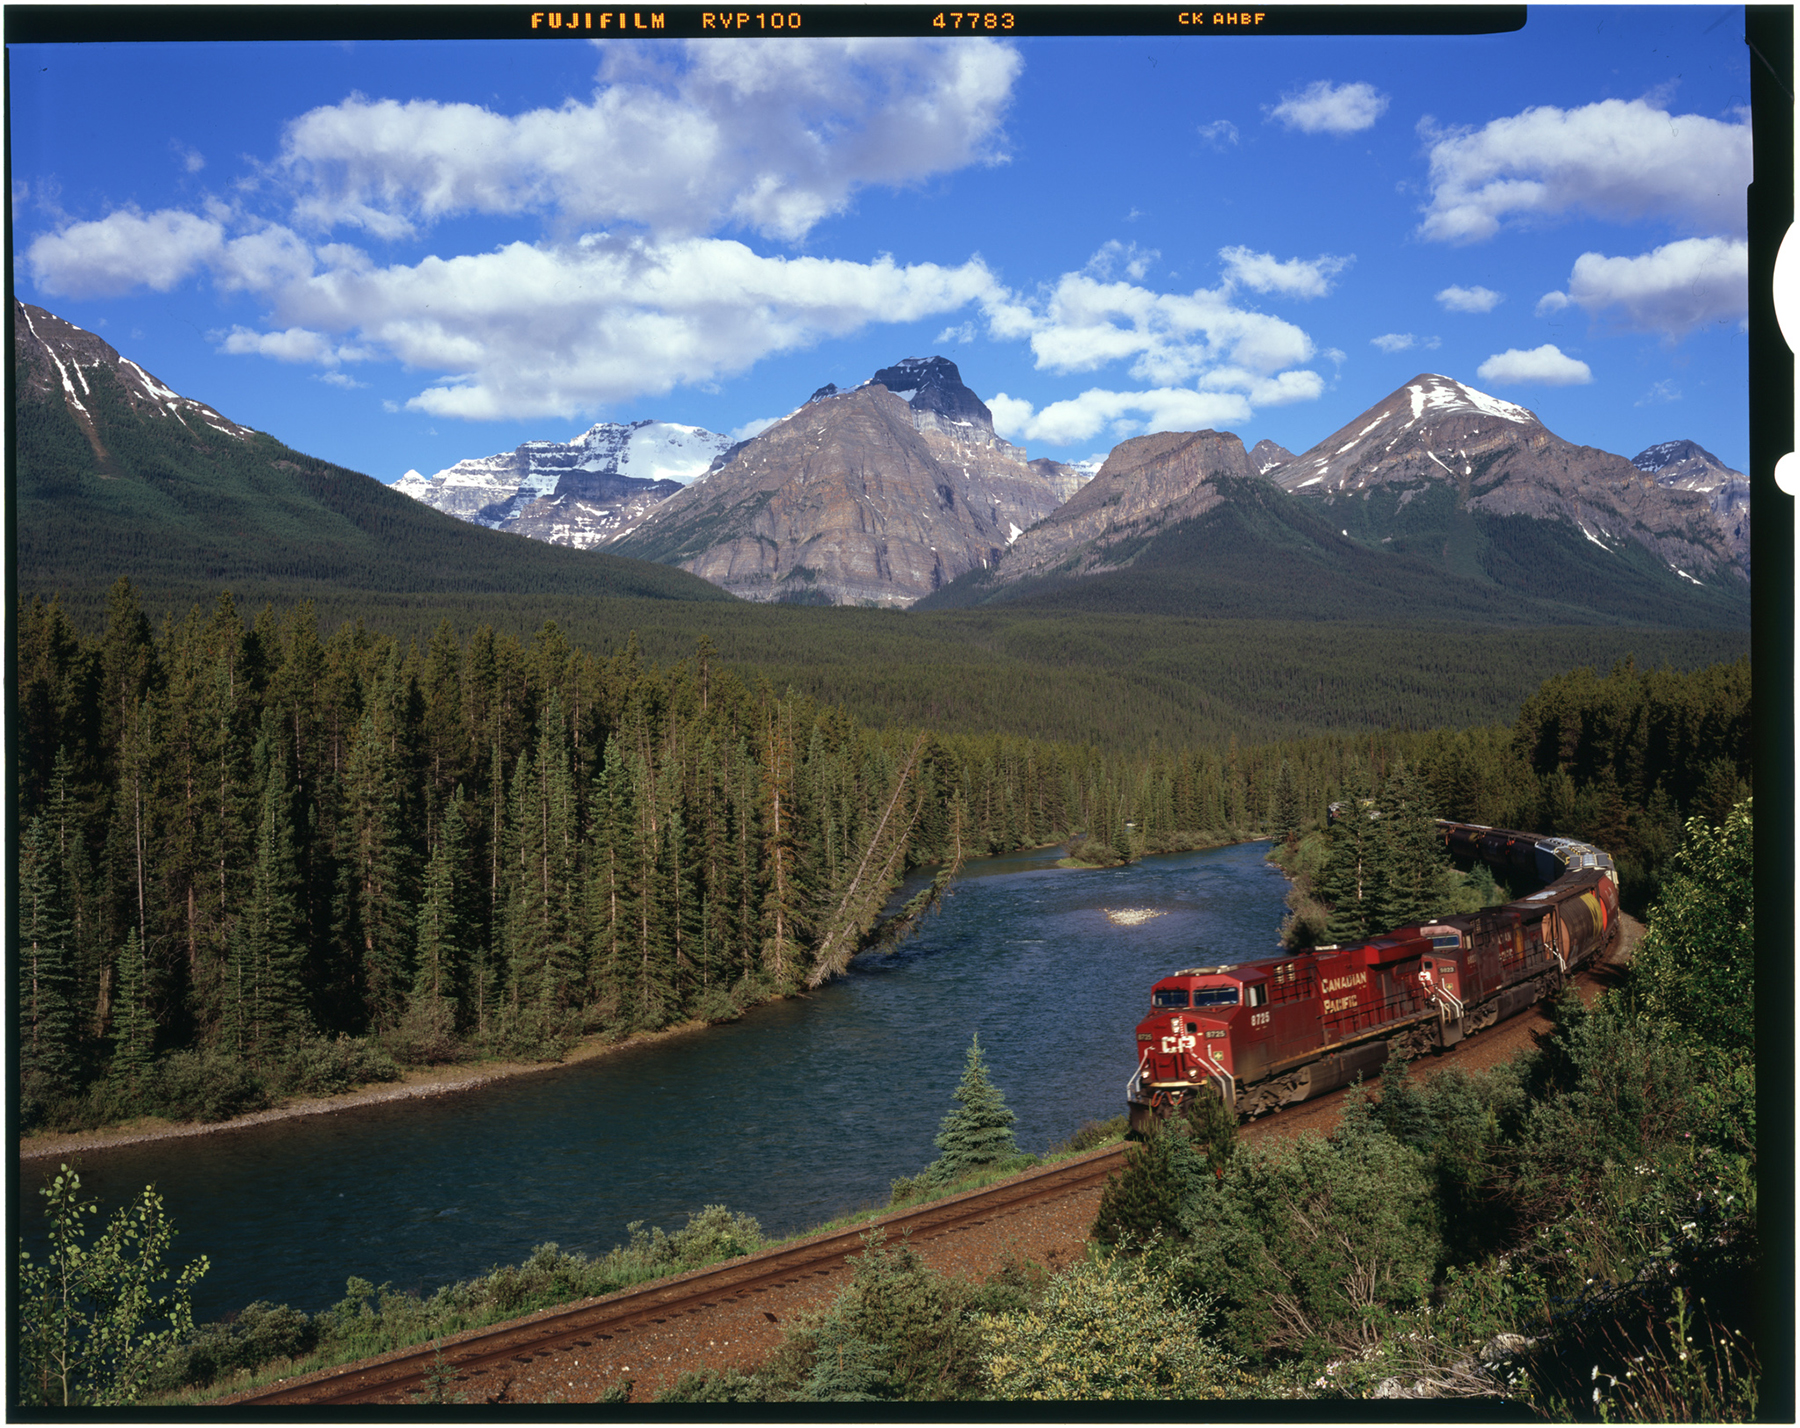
[866,355,993,433]
[1631,439,1744,491]
[1271,371,1742,585]
[1249,438,1296,475]
[13,299,255,449]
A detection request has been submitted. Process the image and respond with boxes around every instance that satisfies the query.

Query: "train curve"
[1127,820,1619,1129]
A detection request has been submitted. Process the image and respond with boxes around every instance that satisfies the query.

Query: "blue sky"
[10,8,1754,486]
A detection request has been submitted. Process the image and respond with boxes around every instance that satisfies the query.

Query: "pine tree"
[1319,770,1382,944]
[412,785,470,1029]
[20,816,80,1107]
[227,727,309,1060]
[109,928,158,1088]
[930,1032,1018,1181]
[1272,758,1303,845]
[1370,759,1451,931]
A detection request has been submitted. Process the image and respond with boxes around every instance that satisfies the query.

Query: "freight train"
[1126,821,1618,1130]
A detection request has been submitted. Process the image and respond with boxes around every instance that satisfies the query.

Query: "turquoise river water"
[21,840,1291,1323]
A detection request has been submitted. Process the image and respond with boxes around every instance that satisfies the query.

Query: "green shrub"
[1176,1109,1441,1365]
[979,1252,1247,1400]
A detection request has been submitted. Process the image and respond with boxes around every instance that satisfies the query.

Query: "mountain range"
[11,300,729,620]
[609,356,1087,606]
[13,296,1749,633]
[399,358,1746,622]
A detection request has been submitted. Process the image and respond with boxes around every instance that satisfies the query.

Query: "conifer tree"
[227,727,309,1060]
[109,928,158,1088]
[1319,770,1382,944]
[411,785,470,1031]
[340,700,412,1031]
[1370,759,1451,931]
[930,1032,1018,1181]
[20,816,80,1106]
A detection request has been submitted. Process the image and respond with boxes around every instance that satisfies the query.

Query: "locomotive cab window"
[1153,988,1190,1008]
[1191,986,1240,1008]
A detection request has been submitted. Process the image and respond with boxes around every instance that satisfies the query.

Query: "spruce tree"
[931,1033,1018,1181]
[411,784,470,1032]
[1318,771,1382,944]
[19,817,80,1106]
[109,928,158,1088]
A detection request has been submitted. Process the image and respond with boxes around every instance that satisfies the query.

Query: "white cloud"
[987,249,1321,388]
[1198,119,1240,149]
[1218,246,1351,299]
[1268,80,1389,135]
[1437,284,1502,313]
[1372,333,1417,352]
[233,236,997,420]
[1085,240,1158,282]
[1543,237,1748,337]
[27,208,224,297]
[280,39,1021,243]
[1419,98,1751,243]
[989,386,1254,445]
[1477,344,1593,386]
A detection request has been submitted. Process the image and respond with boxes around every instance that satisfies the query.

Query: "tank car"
[1125,821,1618,1133]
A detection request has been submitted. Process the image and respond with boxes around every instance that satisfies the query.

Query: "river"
[20,840,1290,1323]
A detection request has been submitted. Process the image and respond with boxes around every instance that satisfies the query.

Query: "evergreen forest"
[16,577,1752,1138]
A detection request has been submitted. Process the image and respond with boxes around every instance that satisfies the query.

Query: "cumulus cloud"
[1218,246,1351,298]
[280,38,1021,243]
[1268,80,1389,135]
[989,386,1253,445]
[27,208,224,297]
[1477,343,1593,386]
[976,242,1332,445]
[1539,237,1748,337]
[258,236,997,420]
[986,245,1324,385]
[1419,98,1751,243]
[1437,284,1502,313]
[218,325,370,367]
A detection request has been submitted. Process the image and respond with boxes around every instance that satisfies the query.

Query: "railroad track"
[222,1141,1130,1406]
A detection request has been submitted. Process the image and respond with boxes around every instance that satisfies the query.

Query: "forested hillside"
[16,581,1752,1136]
[14,353,729,620]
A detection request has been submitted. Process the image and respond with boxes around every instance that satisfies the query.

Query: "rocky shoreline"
[17,1020,713,1164]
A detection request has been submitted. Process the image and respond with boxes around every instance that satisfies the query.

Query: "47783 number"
[934,11,1015,27]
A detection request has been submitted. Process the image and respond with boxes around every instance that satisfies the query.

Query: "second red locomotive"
[1127,821,1618,1130]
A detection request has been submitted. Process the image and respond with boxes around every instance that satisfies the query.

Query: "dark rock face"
[614,375,1072,606]
[1249,438,1296,475]
[867,355,994,433]
[1271,373,1744,585]
[13,300,255,469]
[982,428,1262,588]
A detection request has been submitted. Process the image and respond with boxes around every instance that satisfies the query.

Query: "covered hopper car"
[1126,821,1618,1130]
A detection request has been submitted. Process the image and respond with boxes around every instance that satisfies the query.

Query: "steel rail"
[223,1141,1130,1406]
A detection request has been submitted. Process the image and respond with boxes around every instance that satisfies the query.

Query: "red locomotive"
[1126,821,1619,1130]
